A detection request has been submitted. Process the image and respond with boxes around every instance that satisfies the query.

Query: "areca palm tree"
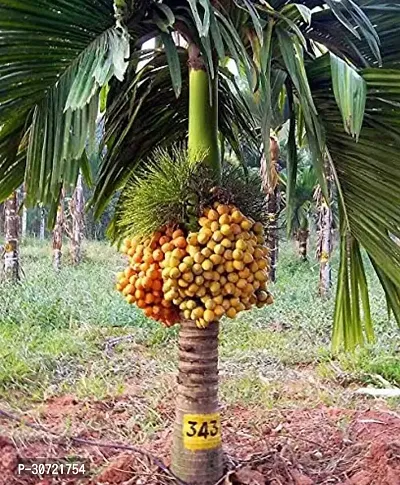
[69,172,85,265]
[282,164,318,261]
[2,192,19,281]
[52,189,65,271]
[1,1,400,483]
[0,203,4,235]
[316,161,334,297]
[260,135,281,282]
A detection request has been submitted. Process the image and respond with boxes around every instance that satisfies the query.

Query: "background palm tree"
[260,135,281,282]
[39,206,46,241]
[1,1,400,483]
[281,164,318,261]
[3,192,20,282]
[21,185,28,240]
[0,203,4,235]
[52,190,65,271]
[69,172,85,265]
[316,161,334,297]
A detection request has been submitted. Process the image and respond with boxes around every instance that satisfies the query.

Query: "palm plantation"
[1,1,400,483]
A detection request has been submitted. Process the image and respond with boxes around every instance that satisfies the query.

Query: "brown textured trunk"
[70,173,84,265]
[171,320,222,484]
[261,136,280,283]
[296,229,309,261]
[3,192,20,282]
[318,199,332,297]
[52,191,64,271]
[267,189,279,282]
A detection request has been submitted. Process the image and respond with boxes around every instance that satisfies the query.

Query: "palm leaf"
[330,53,366,139]
[308,54,400,348]
[306,2,400,67]
[0,0,129,206]
[92,50,257,217]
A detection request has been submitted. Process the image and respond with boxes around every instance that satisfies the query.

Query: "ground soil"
[0,392,399,485]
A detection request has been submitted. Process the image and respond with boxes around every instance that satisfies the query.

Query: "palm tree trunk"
[172,321,222,484]
[318,199,333,296]
[39,207,46,240]
[267,189,279,281]
[261,136,280,283]
[187,45,220,177]
[317,160,333,297]
[22,206,27,238]
[296,229,309,261]
[3,192,19,282]
[52,191,64,271]
[171,46,223,485]
[69,172,85,265]
[21,185,27,239]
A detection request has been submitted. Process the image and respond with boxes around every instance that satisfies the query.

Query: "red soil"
[0,395,399,485]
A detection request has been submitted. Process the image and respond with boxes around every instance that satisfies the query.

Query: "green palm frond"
[308,2,400,68]
[93,50,190,218]
[308,54,400,348]
[0,0,129,206]
[92,51,257,217]
[0,120,26,201]
[333,230,375,350]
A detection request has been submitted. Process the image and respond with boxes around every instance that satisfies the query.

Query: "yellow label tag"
[183,413,221,451]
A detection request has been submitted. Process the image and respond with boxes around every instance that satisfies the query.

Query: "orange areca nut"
[116,201,272,329]
[160,203,272,328]
[115,227,181,327]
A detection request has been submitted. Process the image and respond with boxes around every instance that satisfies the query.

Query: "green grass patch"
[0,237,398,410]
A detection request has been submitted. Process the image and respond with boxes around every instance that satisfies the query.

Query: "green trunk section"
[188,68,221,179]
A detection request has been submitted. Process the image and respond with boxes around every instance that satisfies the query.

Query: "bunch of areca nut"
[114,148,273,328]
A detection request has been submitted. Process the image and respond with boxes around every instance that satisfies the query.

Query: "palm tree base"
[171,320,223,484]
